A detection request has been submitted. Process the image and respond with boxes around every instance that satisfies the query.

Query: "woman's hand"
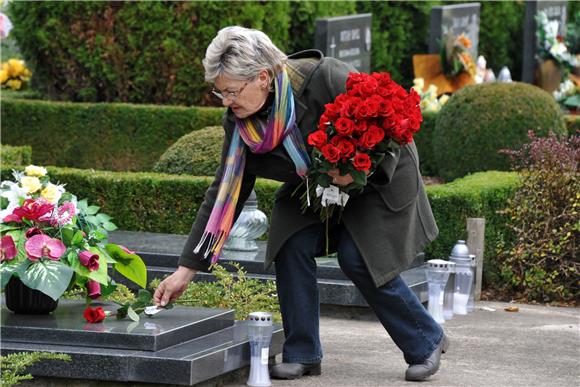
[326,168,370,186]
[153,266,197,307]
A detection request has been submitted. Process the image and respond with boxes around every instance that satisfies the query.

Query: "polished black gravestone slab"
[1,301,284,385]
[1,300,234,352]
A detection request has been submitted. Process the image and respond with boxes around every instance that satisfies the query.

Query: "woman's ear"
[258,69,270,89]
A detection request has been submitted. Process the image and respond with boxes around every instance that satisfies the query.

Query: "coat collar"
[286,49,324,127]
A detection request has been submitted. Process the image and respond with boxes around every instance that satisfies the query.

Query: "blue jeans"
[274,223,444,365]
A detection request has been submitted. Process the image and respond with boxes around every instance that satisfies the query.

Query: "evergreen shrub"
[433,82,566,181]
[154,126,223,176]
[0,144,32,166]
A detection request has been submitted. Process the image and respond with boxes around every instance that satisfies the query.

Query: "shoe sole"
[271,364,322,380]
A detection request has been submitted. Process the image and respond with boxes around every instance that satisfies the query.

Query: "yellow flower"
[7,59,24,77]
[6,79,21,90]
[439,95,450,106]
[41,183,62,204]
[21,176,42,194]
[0,70,7,84]
[25,165,48,177]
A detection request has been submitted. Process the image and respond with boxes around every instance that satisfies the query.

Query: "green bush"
[150,262,280,322]
[433,82,566,181]
[8,1,290,105]
[0,144,32,166]
[0,97,224,171]
[496,133,579,303]
[154,126,223,176]
[414,111,438,176]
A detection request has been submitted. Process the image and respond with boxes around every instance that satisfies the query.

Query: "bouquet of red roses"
[302,71,422,220]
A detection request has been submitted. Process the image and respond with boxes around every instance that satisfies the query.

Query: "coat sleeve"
[178,116,256,271]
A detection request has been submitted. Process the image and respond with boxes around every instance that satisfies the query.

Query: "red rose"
[308,130,328,150]
[323,102,341,121]
[339,97,360,118]
[331,136,356,159]
[358,132,376,149]
[354,103,370,120]
[368,124,385,144]
[83,306,106,323]
[334,117,355,136]
[354,120,368,134]
[360,77,379,95]
[346,72,368,91]
[318,114,330,131]
[12,199,54,222]
[321,143,341,163]
[353,153,372,171]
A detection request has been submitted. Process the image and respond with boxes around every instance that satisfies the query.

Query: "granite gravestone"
[429,3,481,60]
[522,0,568,83]
[315,13,372,72]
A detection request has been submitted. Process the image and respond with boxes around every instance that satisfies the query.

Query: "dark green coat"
[178,50,438,287]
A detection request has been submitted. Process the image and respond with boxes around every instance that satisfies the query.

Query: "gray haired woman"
[154,26,448,382]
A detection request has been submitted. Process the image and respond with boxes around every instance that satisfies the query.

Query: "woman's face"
[213,70,270,119]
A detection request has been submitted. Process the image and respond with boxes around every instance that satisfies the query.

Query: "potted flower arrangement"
[0,165,147,314]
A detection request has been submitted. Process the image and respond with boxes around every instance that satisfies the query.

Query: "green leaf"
[317,173,332,187]
[61,227,75,246]
[96,213,111,222]
[19,260,74,300]
[127,306,140,322]
[102,222,117,232]
[0,260,20,289]
[137,289,152,304]
[71,230,84,245]
[105,244,147,288]
[77,199,88,211]
[0,224,21,234]
[87,246,109,284]
[86,205,100,215]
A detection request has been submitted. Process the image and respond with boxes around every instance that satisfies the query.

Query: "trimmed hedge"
[564,114,580,134]
[154,126,223,176]
[0,97,224,171]
[0,144,32,166]
[433,82,566,181]
[1,166,517,287]
[8,1,291,105]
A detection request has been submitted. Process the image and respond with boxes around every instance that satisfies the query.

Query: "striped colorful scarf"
[194,69,310,263]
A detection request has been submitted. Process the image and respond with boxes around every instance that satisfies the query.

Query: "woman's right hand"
[153,266,197,307]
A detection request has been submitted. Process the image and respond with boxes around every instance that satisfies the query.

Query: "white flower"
[413,78,425,91]
[545,20,559,41]
[549,42,568,58]
[439,95,450,106]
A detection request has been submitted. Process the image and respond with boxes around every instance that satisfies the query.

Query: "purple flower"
[79,250,100,271]
[25,227,44,239]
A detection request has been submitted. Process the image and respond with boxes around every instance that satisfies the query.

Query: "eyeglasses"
[211,82,249,102]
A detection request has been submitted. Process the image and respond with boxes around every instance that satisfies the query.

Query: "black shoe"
[405,334,449,381]
[270,362,322,379]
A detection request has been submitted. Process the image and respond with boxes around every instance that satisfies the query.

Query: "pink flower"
[119,245,136,255]
[87,280,101,299]
[3,213,22,223]
[79,250,100,271]
[24,234,66,261]
[50,202,76,226]
[0,235,17,262]
[25,227,44,239]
